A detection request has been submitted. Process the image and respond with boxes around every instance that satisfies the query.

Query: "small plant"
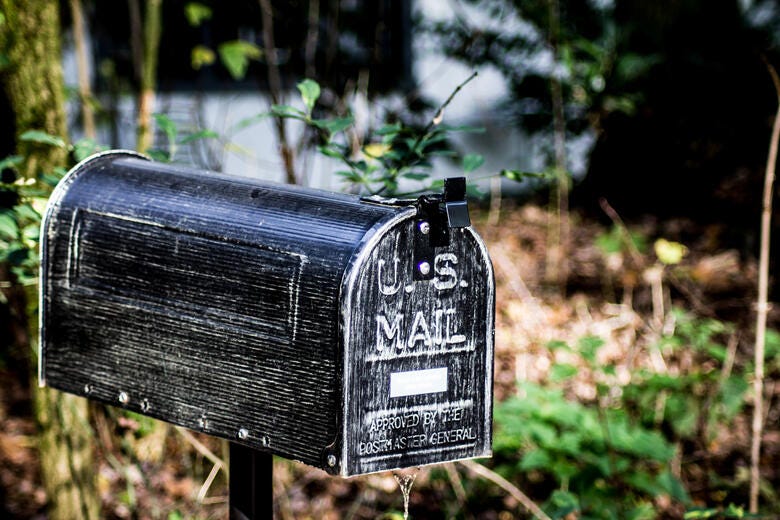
[491,307,761,518]
[0,132,103,285]
[270,76,544,196]
[493,345,688,519]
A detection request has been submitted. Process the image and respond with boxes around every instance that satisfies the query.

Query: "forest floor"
[1,203,779,519]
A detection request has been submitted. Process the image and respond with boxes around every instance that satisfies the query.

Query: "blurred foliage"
[271,77,544,195]
[421,0,652,158]
[489,305,775,518]
[0,133,103,286]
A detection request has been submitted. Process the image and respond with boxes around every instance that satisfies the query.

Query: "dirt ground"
[1,204,779,519]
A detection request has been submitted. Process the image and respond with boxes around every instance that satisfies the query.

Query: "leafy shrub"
[492,310,757,518]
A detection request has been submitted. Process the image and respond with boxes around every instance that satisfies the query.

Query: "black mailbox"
[40,151,495,476]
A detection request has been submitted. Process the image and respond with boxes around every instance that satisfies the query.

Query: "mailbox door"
[340,214,494,476]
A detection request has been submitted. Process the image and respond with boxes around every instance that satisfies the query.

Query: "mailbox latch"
[413,177,471,281]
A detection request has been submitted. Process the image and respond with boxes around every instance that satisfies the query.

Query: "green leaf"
[153,114,178,143]
[191,45,216,70]
[41,173,62,187]
[13,204,40,223]
[519,449,551,470]
[595,229,622,255]
[626,503,656,520]
[375,123,402,136]
[178,129,219,145]
[501,169,549,182]
[229,114,268,134]
[550,363,578,382]
[335,170,363,183]
[657,471,690,503]
[19,130,66,149]
[684,509,719,519]
[311,117,353,134]
[0,11,5,26]
[146,149,170,162]
[462,153,484,173]
[271,104,306,119]
[218,40,262,80]
[547,490,579,518]
[616,53,661,82]
[402,172,429,181]
[0,212,18,240]
[317,145,346,160]
[0,155,23,172]
[718,375,748,419]
[184,2,212,27]
[654,238,688,265]
[297,79,321,114]
[577,336,605,364]
[72,139,104,162]
[22,223,39,242]
[546,340,571,352]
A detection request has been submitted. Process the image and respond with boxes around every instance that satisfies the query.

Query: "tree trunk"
[544,0,569,290]
[69,0,96,139]
[0,1,100,518]
[0,0,68,178]
[135,0,162,154]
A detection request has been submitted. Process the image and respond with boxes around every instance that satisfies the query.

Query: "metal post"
[229,443,273,520]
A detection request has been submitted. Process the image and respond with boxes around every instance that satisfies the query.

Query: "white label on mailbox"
[390,367,448,398]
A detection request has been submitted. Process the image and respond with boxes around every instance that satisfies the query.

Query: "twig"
[258,0,298,184]
[175,427,226,502]
[198,461,223,502]
[459,460,552,520]
[598,198,644,267]
[344,487,369,520]
[372,71,478,197]
[175,427,225,467]
[412,71,478,151]
[719,333,739,387]
[488,176,503,226]
[444,463,471,518]
[750,57,780,514]
[200,495,228,505]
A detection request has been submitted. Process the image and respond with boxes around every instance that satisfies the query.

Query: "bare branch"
[750,57,780,514]
[259,0,298,184]
[459,460,552,520]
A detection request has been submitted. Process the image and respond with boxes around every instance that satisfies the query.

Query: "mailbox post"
[39,151,494,514]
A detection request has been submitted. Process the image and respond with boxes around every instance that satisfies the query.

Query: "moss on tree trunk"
[0,1,100,518]
[0,0,68,179]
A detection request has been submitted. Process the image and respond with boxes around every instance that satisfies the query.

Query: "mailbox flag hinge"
[413,177,471,281]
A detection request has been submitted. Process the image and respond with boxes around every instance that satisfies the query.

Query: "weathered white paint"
[389,367,448,398]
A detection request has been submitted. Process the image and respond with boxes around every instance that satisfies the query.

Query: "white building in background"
[61,1,592,195]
